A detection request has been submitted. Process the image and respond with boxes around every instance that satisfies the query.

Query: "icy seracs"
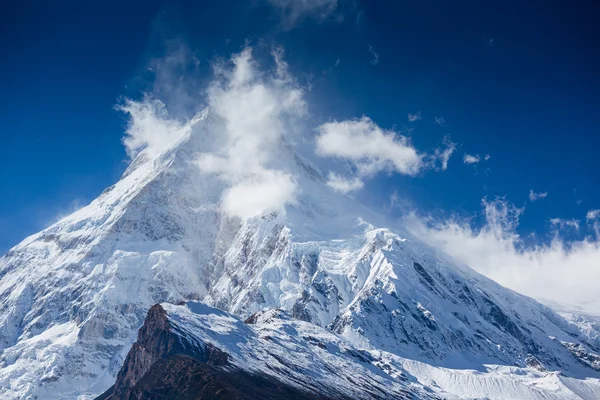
[1,111,599,399]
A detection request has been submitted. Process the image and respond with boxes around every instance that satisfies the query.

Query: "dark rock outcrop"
[96,304,346,400]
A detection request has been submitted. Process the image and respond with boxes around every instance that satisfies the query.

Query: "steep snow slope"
[0,111,599,399]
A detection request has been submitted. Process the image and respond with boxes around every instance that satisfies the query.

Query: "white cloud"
[529,190,548,202]
[405,198,600,307]
[433,116,445,126]
[315,119,455,190]
[408,111,422,122]
[550,218,580,231]
[463,153,480,164]
[195,47,306,219]
[325,172,364,193]
[221,170,297,218]
[315,116,424,177]
[463,153,491,165]
[118,98,194,158]
[368,45,379,65]
[587,209,600,221]
[587,210,600,239]
[268,0,339,29]
[432,136,456,171]
[117,43,208,159]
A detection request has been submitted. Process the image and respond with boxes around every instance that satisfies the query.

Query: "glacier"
[1,110,600,399]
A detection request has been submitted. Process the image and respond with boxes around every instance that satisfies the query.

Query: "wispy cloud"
[408,111,422,122]
[325,172,364,193]
[321,58,341,76]
[118,97,195,159]
[405,197,600,307]
[52,198,86,224]
[433,136,456,171]
[587,209,600,238]
[529,190,548,202]
[368,45,379,66]
[268,0,339,29]
[587,209,600,221]
[433,116,445,126]
[117,43,205,159]
[463,154,480,164]
[550,218,580,231]
[463,153,491,165]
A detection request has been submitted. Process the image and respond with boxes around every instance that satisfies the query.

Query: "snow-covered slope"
[103,301,600,400]
[99,301,424,399]
[1,111,599,399]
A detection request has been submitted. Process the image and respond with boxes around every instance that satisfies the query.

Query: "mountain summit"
[1,112,599,399]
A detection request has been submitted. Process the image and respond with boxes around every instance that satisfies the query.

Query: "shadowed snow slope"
[1,111,600,399]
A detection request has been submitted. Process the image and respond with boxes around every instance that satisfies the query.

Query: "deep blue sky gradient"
[1,0,598,252]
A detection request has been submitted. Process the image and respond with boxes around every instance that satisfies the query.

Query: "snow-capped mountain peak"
[1,113,600,399]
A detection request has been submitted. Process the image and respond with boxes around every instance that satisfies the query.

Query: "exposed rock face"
[104,355,328,400]
[96,303,419,400]
[98,305,228,399]
[558,340,600,371]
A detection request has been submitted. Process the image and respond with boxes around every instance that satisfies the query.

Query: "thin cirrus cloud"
[325,172,364,194]
[268,0,339,29]
[529,189,548,202]
[550,218,580,231]
[408,111,422,122]
[405,197,600,309]
[368,45,379,65]
[433,136,456,171]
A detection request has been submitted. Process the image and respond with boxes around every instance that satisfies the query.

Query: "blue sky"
[1,0,599,279]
